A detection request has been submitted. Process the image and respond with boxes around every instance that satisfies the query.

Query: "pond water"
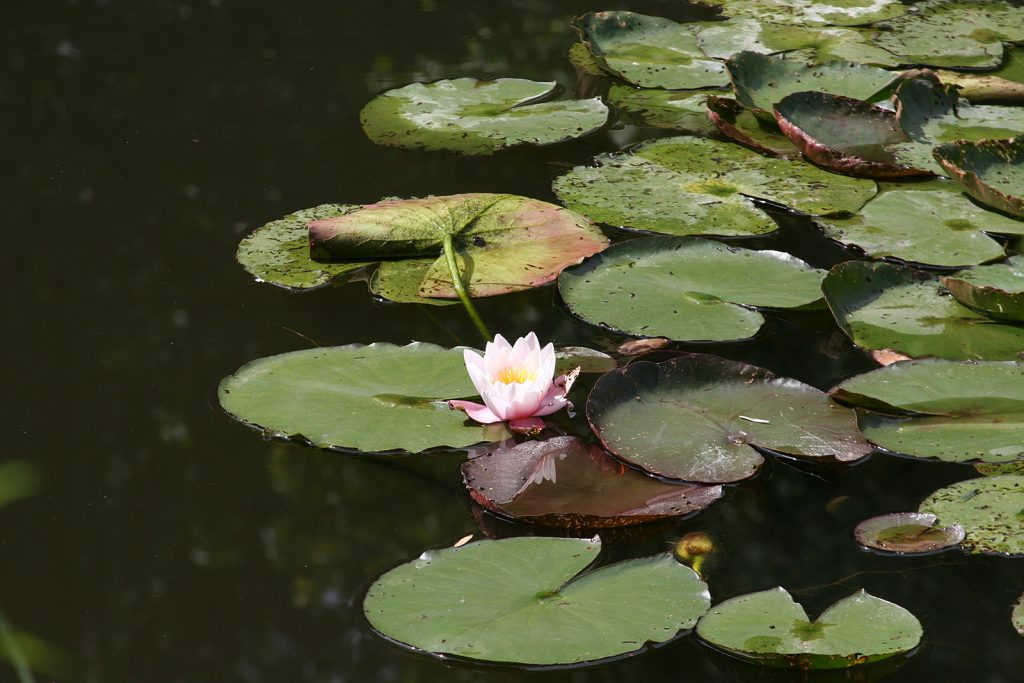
[8,0,1024,680]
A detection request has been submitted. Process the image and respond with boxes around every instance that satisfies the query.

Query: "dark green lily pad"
[461,436,723,528]
[726,51,897,118]
[568,42,605,77]
[942,257,1024,322]
[696,19,901,66]
[696,587,922,669]
[360,78,608,155]
[934,137,1024,218]
[606,85,724,134]
[236,203,374,290]
[310,194,608,300]
[854,512,965,554]
[918,474,1024,555]
[572,12,726,90]
[558,237,825,342]
[818,182,1024,268]
[586,354,872,484]
[822,260,1024,360]
[699,0,907,27]
[218,342,508,454]
[363,536,710,665]
[707,96,795,156]
[552,136,877,238]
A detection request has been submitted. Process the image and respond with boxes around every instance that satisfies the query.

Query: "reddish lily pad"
[461,436,723,528]
[854,512,965,554]
[706,96,795,157]
[934,137,1024,219]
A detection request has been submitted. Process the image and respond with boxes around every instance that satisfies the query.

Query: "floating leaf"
[854,512,965,553]
[586,354,872,484]
[218,342,508,454]
[559,237,825,342]
[822,260,1024,360]
[568,42,605,77]
[918,474,1024,555]
[698,0,907,27]
[942,257,1024,322]
[976,462,1024,477]
[572,12,726,90]
[606,85,723,134]
[707,96,795,156]
[554,347,616,374]
[362,536,710,665]
[461,436,722,528]
[933,70,1024,104]
[818,182,1024,267]
[360,78,608,155]
[552,136,877,238]
[696,587,923,669]
[934,137,1024,218]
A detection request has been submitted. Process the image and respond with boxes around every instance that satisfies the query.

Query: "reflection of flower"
[449,333,578,434]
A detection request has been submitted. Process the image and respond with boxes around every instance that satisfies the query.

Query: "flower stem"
[442,233,491,342]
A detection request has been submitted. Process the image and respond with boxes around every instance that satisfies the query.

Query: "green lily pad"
[236,203,374,290]
[975,462,1024,477]
[934,137,1024,218]
[218,342,508,454]
[818,182,1024,268]
[362,536,710,665]
[942,257,1024,322]
[461,436,723,528]
[696,587,923,669]
[360,78,608,155]
[726,51,898,118]
[568,42,605,77]
[572,12,726,90]
[606,85,724,134]
[854,512,965,554]
[558,237,825,342]
[552,136,877,238]
[871,0,1024,68]
[918,474,1024,555]
[554,347,616,374]
[933,69,1024,105]
[707,96,795,156]
[699,0,907,27]
[1014,593,1024,636]
[586,354,872,484]
[822,260,1024,360]
[309,194,608,300]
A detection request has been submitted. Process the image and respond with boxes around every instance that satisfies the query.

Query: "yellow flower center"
[495,366,536,384]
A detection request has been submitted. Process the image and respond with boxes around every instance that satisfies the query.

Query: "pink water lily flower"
[449,333,578,434]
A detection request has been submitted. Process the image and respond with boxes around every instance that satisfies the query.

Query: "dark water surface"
[7,0,1024,681]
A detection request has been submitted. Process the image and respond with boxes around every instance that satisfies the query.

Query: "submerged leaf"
[855,512,964,554]
[918,474,1024,555]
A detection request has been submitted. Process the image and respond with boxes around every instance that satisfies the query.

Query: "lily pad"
[362,536,711,665]
[696,19,901,66]
[586,354,872,484]
[558,237,825,342]
[854,512,965,553]
[461,436,723,528]
[360,78,608,155]
[918,474,1024,555]
[218,342,508,454]
[975,462,1024,477]
[236,203,373,290]
[933,70,1024,105]
[707,96,795,156]
[606,85,723,134]
[696,587,923,669]
[699,0,907,27]
[555,347,616,374]
[822,260,1024,360]
[572,12,726,90]
[309,194,608,300]
[934,137,1024,218]
[1014,593,1024,636]
[942,257,1024,322]
[552,136,877,238]
[726,51,898,118]
[818,182,1024,267]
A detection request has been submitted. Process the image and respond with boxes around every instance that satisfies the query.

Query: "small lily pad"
[363,536,711,665]
[822,260,1024,360]
[360,78,608,155]
[606,85,724,134]
[942,257,1024,322]
[461,436,723,528]
[696,587,923,669]
[707,96,795,156]
[572,12,726,90]
[854,512,965,553]
[918,474,1024,556]
[587,354,872,484]
[934,137,1024,218]
[699,0,907,27]
[558,237,825,342]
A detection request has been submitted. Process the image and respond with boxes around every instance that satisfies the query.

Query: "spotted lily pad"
[918,474,1024,555]
[822,260,1024,360]
[696,19,901,66]
[818,182,1024,267]
[854,512,965,554]
[696,587,923,669]
[461,436,723,528]
[218,342,508,454]
[362,536,710,665]
[586,354,872,484]
[934,137,1024,218]
[942,257,1024,322]
[699,0,907,27]
[606,85,724,134]
[360,78,608,155]
[572,12,726,90]
[558,237,825,342]
[552,136,877,238]
[707,96,795,156]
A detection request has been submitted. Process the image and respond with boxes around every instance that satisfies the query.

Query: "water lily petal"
[508,416,546,434]
[449,400,502,424]
[533,368,580,416]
